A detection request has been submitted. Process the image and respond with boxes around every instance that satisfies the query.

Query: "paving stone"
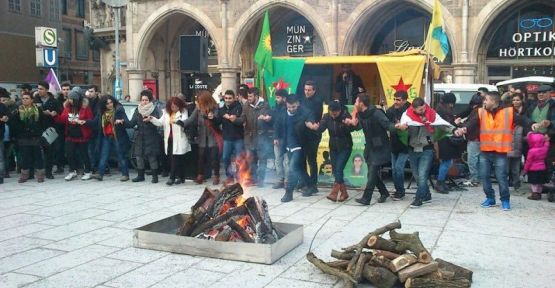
[0,237,53,258]
[266,277,335,288]
[29,219,114,241]
[0,223,55,242]
[0,272,41,288]
[24,257,142,288]
[106,247,168,264]
[0,248,64,274]
[150,268,226,288]
[43,227,129,251]
[16,245,121,277]
[38,208,112,226]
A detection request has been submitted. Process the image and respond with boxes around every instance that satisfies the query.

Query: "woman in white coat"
[148,97,191,185]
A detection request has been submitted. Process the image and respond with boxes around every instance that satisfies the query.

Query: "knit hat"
[68,87,82,101]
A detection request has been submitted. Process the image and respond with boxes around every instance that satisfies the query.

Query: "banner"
[376,56,425,106]
[317,105,367,188]
[263,58,305,107]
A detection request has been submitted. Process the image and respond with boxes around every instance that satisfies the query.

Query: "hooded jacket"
[523,132,549,173]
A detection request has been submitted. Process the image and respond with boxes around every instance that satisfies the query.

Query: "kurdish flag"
[425,0,449,62]
[263,58,305,107]
[254,11,273,76]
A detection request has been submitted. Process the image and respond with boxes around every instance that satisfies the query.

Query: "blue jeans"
[274,142,288,181]
[438,159,453,181]
[97,137,128,177]
[88,136,100,172]
[222,139,244,178]
[286,149,310,192]
[391,152,409,195]
[467,141,481,183]
[330,148,351,184]
[480,152,510,202]
[409,149,434,200]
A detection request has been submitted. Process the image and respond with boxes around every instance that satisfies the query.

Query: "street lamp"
[102,0,127,100]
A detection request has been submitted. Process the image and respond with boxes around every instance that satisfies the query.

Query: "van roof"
[496,76,555,87]
[434,83,498,92]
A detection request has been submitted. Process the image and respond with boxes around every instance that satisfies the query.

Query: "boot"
[548,188,555,203]
[326,183,340,202]
[151,169,159,183]
[36,169,45,183]
[355,189,372,205]
[435,180,449,194]
[213,175,220,185]
[338,184,349,202]
[18,169,30,183]
[194,174,204,185]
[527,192,541,200]
[281,190,293,203]
[132,169,145,182]
[45,169,54,179]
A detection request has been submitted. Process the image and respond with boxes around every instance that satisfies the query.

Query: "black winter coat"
[356,105,396,166]
[386,102,410,154]
[34,93,62,128]
[11,105,47,146]
[318,110,355,151]
[126,108,162,157]
[215,101,244,141]
[274,106,314,150]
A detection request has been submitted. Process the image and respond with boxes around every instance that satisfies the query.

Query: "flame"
[236,216,250,229]
[234,152,254,197]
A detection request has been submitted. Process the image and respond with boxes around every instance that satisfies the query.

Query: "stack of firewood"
[176,183,282,244]
[307,221,472,288]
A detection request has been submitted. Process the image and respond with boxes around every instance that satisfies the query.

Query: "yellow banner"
[376,56,425,106]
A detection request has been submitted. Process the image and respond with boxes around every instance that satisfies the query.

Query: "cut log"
[326,260,350,269]
[405,277,471,288]
[353,253,370,283]
[367,236,399,252]
[190,205,248,237]
[373,250,401,260]
[370,255,396,272]
[177,188,218,236]
[227,219,254,243]
[306,252,356,285]
[390,254,418,272]
[347,221,402,272]
[210,183,244,217]
[397,261,439,283]
[421,269,456,281]
[214,227,233,241]
[389,230,432,264]
[436,258,473,282]
[362,263,399,288]
[331,250,355,260]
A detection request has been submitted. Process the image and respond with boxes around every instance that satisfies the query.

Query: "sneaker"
[462,181,479,187]
[64,171,77,181]
[480,198,496,208]
[120,176,129,182]
[422,193,432,203]
[501,200,511,211]
[392,193,405,201]
[81,173,92,180]
[410,198,423,208]
[377,194,389,203]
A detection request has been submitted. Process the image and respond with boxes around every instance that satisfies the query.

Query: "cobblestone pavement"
[0,175,554,288]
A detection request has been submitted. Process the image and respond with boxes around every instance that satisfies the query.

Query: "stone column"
[330,0,339,56]
[127,69,145,101]
[219,67,240,93]
[220,0,229,66]
[453,64,477,84]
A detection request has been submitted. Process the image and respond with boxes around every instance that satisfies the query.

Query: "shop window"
[75,31,89,60]
[487,3,555,60]
[63,29,72,58]
[76,0,85,18]
[61,0,67,15]
[30,0,42,17]
[487,66,511,77]
[9,0,21,13]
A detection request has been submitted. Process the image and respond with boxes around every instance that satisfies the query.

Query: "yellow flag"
[376,55,426,106]
[425,0,449,62]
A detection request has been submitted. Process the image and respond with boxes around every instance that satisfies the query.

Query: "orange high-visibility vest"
[478,107,514,153]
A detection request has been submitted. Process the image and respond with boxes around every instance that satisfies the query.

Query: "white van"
[434,83,498,115]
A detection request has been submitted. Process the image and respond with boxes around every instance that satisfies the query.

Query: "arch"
[134,2,222,70]
[229,0,331,67]
[342,0,458,63]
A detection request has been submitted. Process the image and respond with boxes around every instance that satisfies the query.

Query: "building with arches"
[90,0,555,101]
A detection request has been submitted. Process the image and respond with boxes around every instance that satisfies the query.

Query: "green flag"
[263,58,305,107]
[254,11,273,76]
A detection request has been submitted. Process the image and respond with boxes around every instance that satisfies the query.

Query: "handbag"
[41,127,59,145]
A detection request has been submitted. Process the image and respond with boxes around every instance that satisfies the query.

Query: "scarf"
[102,109,115,135]
[19,104,39,123]
[138,102,155,117]
[405,104,437,133]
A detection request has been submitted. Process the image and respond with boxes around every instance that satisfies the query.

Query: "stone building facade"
[91,0,555,101]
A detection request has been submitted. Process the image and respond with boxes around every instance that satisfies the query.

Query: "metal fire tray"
[133,213,304,264]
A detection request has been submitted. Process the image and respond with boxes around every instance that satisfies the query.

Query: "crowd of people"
[0,79,554,211]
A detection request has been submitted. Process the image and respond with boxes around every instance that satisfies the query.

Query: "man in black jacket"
[216,90,245,185]
[335,64,365,105]
[301,80,323,195]
[346,93,397,205]
[275,94,315,202]
[386,91,411,200]
[34,80,62,179]
[272,89,288,189]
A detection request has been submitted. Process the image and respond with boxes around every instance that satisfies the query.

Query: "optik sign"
[498,17,555,58]
[35,27,58,68]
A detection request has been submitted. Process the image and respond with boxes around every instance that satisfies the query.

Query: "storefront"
[482,2,555,84]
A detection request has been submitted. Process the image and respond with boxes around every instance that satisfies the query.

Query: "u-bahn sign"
[35,27,57,47]
[36,48,58,68]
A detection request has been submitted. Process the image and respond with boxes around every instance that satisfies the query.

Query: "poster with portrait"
[317,105,367,188]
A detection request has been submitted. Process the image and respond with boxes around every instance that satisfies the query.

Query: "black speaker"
[180,35,208,73]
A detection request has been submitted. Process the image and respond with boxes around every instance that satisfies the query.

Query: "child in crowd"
[522,132,550,200]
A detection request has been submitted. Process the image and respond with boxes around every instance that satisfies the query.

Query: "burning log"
[306,221,473,287]
[227,219,254,243]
